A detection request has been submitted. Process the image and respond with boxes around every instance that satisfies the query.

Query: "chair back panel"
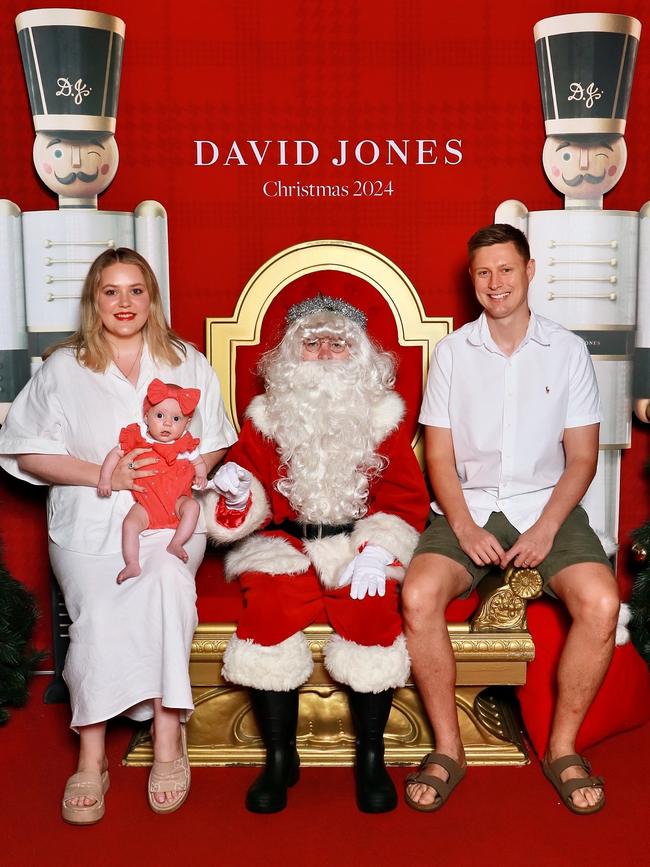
[206,239,451,464]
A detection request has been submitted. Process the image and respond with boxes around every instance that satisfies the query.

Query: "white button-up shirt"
[419,311,601,532]
[0,343,237,555]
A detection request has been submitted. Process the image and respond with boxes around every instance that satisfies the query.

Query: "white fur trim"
[597,532,617,559]
[369,391,405,444]
[202,475,271,544]
[615,602,631,647]
[303,534,357,589]
[247,390,405,448]
[351,512,420,579]
[224,534,310,581]
[222,632,313,690]
[246,394,271,435]
[323,633,410,692]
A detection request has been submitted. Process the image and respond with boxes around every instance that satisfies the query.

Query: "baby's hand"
[192,456,208,491]
[98,447,123,497]
[192,473,208,491]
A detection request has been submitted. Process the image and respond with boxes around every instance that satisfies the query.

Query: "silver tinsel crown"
[285,294,367,329]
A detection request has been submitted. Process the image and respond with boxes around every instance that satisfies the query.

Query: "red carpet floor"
[3,676,648,867]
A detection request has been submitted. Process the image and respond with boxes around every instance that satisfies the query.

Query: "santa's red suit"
[204,389,429,693]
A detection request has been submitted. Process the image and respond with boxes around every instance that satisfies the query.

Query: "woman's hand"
[110,448,158,493]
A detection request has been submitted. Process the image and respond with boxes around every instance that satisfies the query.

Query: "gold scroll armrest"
[470,566,543,633]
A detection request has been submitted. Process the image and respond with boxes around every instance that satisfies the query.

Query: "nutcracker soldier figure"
[496,12,646,555]
[0,8,169,409]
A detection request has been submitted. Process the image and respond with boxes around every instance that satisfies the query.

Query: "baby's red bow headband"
[144,379,201,416]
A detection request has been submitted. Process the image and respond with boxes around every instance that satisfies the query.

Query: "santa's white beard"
[265,359,386,523]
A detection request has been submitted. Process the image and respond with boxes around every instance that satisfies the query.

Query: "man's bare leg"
[546,562,619,808]
[166,496,199,562]
[117,503,149,583]
[401,552,472,806]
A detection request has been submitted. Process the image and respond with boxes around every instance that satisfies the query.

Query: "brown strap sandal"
[542,753,605,815]
[404,751,466,812]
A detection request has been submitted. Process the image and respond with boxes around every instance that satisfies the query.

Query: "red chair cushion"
[517,598,650,758]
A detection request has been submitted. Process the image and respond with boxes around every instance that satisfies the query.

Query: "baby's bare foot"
[166,542,189,562]
[117,562,141,584]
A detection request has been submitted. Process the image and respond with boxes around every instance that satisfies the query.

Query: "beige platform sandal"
[148,723,191,814]
[61,769,110,825]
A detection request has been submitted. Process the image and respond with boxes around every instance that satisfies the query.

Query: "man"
[402,224,619,815]
[204,294,429,813]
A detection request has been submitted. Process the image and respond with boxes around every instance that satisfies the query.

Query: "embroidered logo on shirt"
[545,386,550,393]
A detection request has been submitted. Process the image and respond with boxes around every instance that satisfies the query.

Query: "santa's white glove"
[208,462,252,510]
[337,544,395,600]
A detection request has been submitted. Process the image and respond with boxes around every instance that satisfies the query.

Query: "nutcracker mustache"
[563,171,607,187]
[55,169,100,185]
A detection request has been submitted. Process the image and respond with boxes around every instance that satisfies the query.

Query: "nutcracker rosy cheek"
[101,163,110,175]
[608,165,617,177]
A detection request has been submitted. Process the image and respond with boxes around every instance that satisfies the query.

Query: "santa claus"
[204,294,429,813]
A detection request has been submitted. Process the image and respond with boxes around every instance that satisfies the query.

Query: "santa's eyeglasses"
[302,337,348,354]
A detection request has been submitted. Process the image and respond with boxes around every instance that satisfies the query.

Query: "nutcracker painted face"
[33,132,119,200]
[542,135,627,200]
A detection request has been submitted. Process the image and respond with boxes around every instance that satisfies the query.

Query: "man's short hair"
[467,224,531,263]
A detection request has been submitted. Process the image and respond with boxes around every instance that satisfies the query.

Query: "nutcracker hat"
[534,13,641,137]
[15,8,125,134]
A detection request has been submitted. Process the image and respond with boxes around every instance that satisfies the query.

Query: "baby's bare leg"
[167,496,200,563]
[118,504,150,584]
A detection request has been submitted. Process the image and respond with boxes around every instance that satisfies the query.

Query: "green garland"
[0,558,44,724]
[630,526,650,667]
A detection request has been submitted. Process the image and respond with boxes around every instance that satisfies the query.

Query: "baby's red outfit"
[119,423,200,529]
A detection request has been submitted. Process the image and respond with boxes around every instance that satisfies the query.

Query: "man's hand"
[500,520,556,569]
[455,522,505,567]
[208,461,252,509]
[337,544,395,600]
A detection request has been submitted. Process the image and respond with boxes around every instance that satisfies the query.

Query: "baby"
[98,378,208,584]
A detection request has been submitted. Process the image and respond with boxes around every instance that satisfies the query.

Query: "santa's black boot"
[348,688,397,813]
[246,688,300,813]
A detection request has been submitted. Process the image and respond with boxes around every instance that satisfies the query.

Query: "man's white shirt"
[419,311,601,532]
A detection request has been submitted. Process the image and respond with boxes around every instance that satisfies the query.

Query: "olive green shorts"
[412,506,611,598]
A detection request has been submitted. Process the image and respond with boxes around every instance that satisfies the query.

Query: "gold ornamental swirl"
[507,567,544,599]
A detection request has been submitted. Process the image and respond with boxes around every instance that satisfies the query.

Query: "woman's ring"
[128,461,135,470]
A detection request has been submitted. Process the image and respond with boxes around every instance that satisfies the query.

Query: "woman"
[0,248,236,822]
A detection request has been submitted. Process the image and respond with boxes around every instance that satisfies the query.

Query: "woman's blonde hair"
[43,247,186,370]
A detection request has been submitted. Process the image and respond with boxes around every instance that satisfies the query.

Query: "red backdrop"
[1,0,648,663]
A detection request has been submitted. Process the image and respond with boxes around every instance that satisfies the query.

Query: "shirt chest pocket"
[517,363,569,439]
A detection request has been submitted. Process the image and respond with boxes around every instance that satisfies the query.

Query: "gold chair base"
[124,623,533,768]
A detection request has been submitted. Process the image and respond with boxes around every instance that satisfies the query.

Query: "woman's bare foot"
[150,703,189,807]
[64,756,109,808]
[64,722,108,810]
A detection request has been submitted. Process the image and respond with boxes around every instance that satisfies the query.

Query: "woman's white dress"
[0,343,236,729]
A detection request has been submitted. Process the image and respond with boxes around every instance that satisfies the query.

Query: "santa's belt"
[271,519,354,540]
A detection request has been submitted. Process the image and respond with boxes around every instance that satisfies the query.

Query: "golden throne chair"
[125,239,540,768]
